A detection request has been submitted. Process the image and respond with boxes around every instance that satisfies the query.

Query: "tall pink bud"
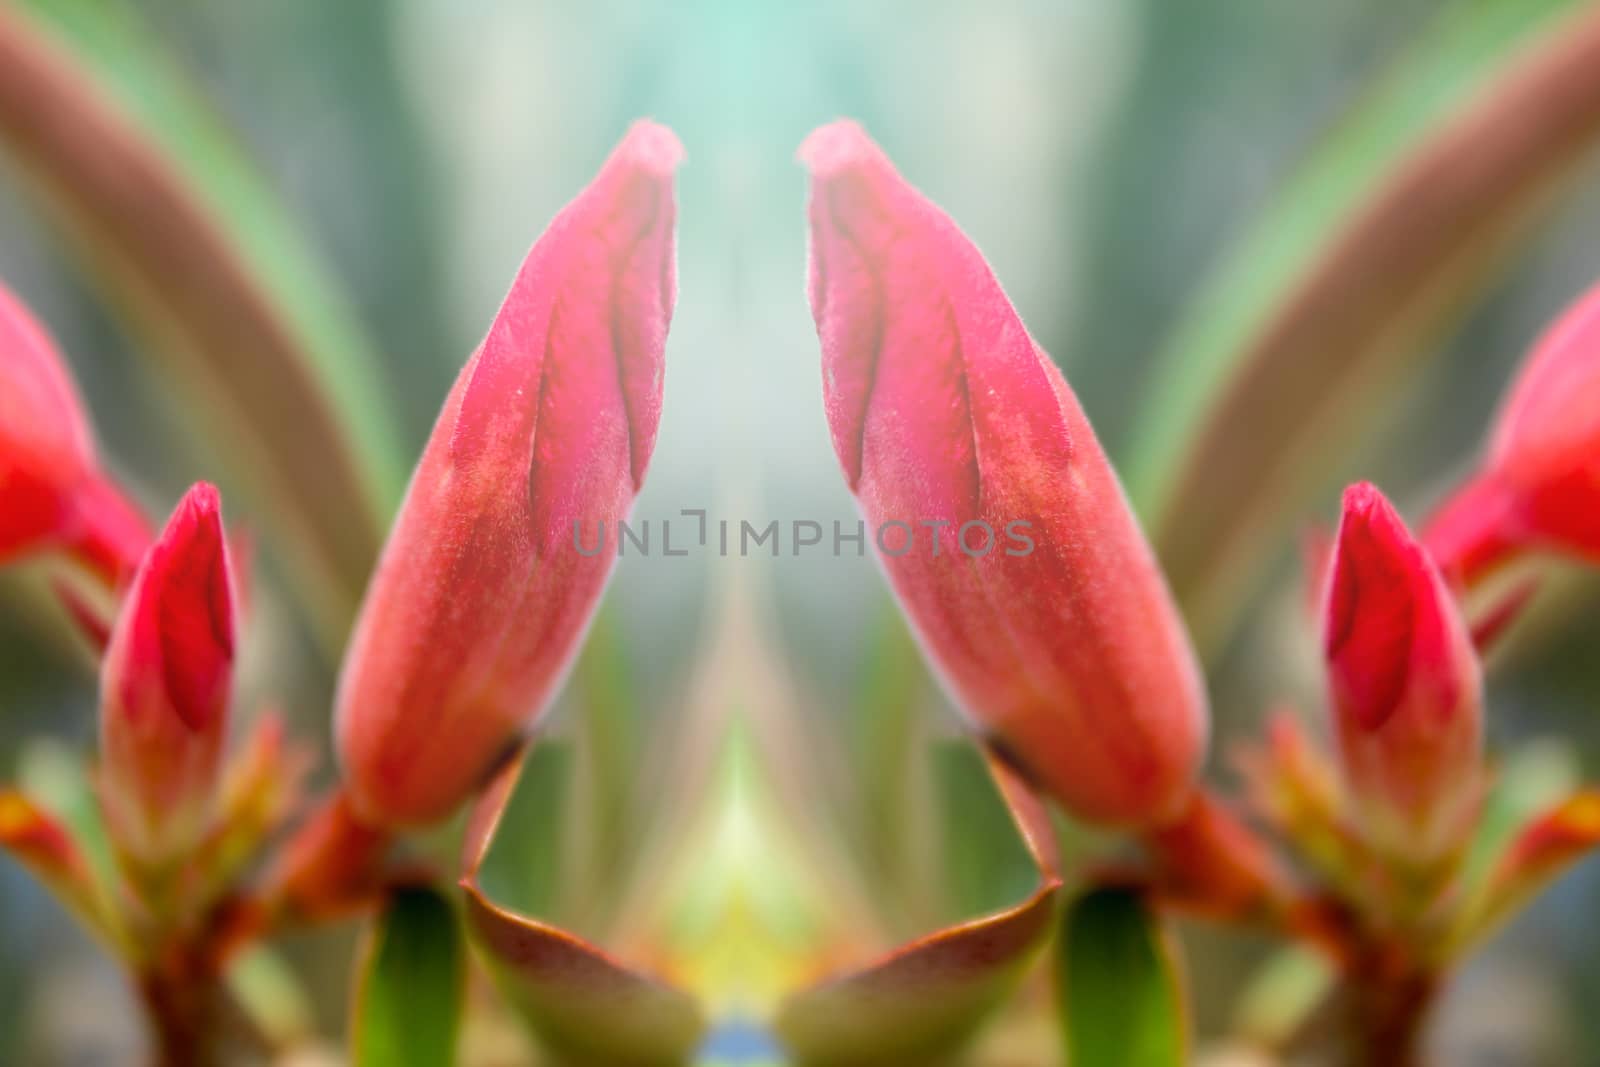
[0,279,148,583]
[100,483,236,865]
[1324,483,1483,861]
[1425,279,1600,584]
[801,120,1206,827]
[335,122,681,827]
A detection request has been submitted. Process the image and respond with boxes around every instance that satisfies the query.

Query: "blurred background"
[1,0,1599,1063]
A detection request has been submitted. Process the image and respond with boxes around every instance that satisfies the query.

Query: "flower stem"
[1342,957,1438,1067]
[138,951,223,1067]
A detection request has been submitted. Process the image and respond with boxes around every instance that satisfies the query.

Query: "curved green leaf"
[1057,888,1187,1067]
[460,748,707,1067]
[352,886,465,1067]
[0,1,403,636]
[773,753,1061,1066]
[1127,0,1600,649]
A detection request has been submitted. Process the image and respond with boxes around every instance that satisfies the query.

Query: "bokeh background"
[1,1,1599,1063]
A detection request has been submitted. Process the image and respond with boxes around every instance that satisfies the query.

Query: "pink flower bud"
[100,483,236,865]
[1324,483,1483,861]
[0,279,148,584]
[335,122,682,827]
[801,121,1207,827]
[1425,279,1600,583]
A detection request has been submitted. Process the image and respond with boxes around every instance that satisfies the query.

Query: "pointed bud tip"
[1339,480,1390,525]
[612,120,685,180]
[149,482,235,730]
[1325,482,1416,730]
[175,481,223,529]
[1326,482,1407,637]
[798,119,889,180]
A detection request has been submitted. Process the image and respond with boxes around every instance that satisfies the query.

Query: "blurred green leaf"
[0,785,118,951]
[773,756,1060,1067]
[573,610,641,929]
[0,0,405,638]
[460,749,706,1066]
[472,743,573,923]
[1460,738,1578,893]
[225,945,315,1051]
[774,888,1059,1066]
[852,610,932,924]
[933,741,1040,920]
[1057,888,1187,1067]
[353,886,465,1067]
[1127,0,1600,649]
[1454,786,1600,951]
[1233,945,1334,1051]
[16,738,123,932]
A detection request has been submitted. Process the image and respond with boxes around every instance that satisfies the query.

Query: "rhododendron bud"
[0,279,148,583]
[336,122,682,827]
[1324,483,1483,861]
[801,120,1206,827]
[100,483,236,866]
[1425,279,1600,583]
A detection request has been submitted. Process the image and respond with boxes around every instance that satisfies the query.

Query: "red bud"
[801,121,1206,827]
[1324,483,1482,860]
[0,279,148,584]
[1425,279,1600,583]
[335,122,682,826]
[99,483,236,865]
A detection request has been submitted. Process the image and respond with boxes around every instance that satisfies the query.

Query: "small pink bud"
[335,122,682,826]
[1324,483,1483,860]
[0,279,148,584]
[1425,279,1600,583]
[801,121,1207,827]
[99,483,236,866]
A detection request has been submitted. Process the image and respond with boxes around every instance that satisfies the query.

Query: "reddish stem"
[258,788,395,922]
[1420,473,1521,588]
[137,947,223,1067]
[68,473,152,588]
[1343,959,1438,1067]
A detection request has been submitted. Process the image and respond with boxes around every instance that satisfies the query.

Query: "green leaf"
[1125,0,1600,649]
[225,945,315,1050]
[1057,888,1187,1067]
[933,740,1041,919]
[851,610,933,923]
[773,755,1061,1066]
[1460,738,1578,893]
[472,743,573,922]
[16,738,125,944]
[0,1,405,638]
[572,610,642,928]
[460,749,706,1066]
[1233,945,1334,1050]
[352,886,465,1067]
